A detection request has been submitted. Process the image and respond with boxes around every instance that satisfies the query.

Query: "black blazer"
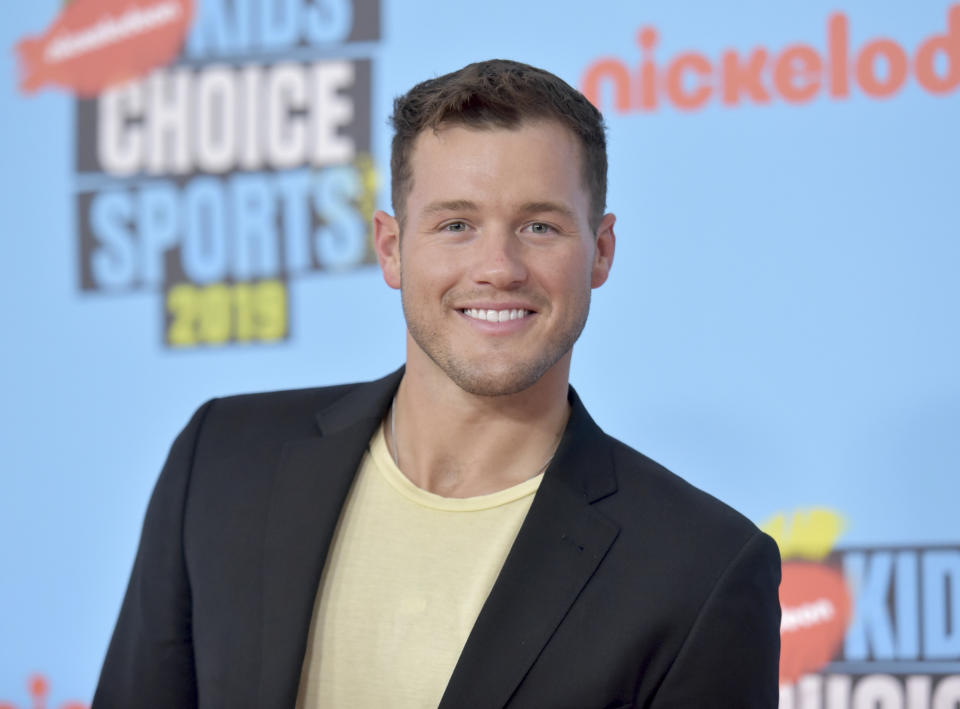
[94,368,781,708]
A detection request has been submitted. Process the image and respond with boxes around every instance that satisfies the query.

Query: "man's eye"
[528,222,553,234]
[444,221,468,232]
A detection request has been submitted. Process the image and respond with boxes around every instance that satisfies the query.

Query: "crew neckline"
[369,421,544,512]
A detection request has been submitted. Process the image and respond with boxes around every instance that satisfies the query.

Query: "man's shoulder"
[596,432,768,566]
[583,436,781,709]
[561,388,763,554]
[212,380,362,417]
[166,373,399,498]
[608,435,757,532]
[580,431,780,647]
[196,369,401,435]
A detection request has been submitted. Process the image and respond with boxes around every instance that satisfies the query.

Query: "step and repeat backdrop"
[2,1,958,706]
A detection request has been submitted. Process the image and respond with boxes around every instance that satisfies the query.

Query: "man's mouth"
[461,308,533,323]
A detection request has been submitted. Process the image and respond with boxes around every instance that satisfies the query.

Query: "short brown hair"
[389,59,608,231]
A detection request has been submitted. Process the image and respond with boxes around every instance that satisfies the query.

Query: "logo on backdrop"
[763,508,960,708]
[582,5,960,113]
[16,0,194,96]
[0,674,86,709]
[17,0,380,349]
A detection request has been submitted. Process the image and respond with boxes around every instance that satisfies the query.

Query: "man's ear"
[591,213,616,288]
[374,210,402,289]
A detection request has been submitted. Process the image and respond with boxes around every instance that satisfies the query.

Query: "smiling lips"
[461,308,533,323]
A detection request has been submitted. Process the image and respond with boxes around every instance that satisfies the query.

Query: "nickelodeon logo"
[582,6,960,112]
[0,674,86,709]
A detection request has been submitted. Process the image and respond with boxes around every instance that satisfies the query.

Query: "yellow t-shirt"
[296,422,542,709]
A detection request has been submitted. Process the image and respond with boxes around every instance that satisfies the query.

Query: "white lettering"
[46,1,182,63]
[311,60,355,164]
[266,63,308,168]
[239,64,263,170]
[98,81,144,175]
[782,598,836,632]
[95,61,357,174]
[852,675,903,709]
[147,69,192,174]
[195,65,237,172]
[933,676,960,709]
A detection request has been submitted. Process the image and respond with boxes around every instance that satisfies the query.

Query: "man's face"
[376,120,615,397]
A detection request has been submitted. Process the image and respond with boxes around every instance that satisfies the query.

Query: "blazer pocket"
[601,704,633,709]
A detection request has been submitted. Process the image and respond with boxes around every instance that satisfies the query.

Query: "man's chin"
[437,357,562,398]
[406,324,576,398]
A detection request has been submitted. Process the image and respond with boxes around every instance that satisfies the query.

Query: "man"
[94,60,781,708]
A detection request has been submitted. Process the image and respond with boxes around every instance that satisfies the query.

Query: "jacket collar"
[313,366,405,435]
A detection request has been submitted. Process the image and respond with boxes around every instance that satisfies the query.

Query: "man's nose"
[469,228,528,289]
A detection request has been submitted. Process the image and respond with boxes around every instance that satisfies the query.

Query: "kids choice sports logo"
[582,6,960,112]
[18,0,380,349]
[765,509,960,709]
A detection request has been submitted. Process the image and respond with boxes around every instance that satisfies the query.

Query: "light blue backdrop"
[1,1,957,705]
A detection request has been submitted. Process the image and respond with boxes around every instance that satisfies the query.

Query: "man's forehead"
[404,119,588,205]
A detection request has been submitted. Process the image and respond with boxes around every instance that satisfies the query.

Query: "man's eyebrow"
[422,200,479,215]
[420,200,578,221]
[518,201,578,221]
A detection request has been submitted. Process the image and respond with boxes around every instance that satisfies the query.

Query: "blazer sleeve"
[649,530,782,708]
[92,400,215,709]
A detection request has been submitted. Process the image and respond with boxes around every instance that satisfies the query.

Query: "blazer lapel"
[257,368,403,708]
[439,390,621,709]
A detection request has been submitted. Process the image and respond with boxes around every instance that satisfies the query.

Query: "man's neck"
[388,354,572,499]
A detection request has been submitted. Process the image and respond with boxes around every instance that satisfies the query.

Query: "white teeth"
[463,308,530,322]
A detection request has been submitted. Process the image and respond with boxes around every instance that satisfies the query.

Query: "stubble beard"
[401,287,591,398]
